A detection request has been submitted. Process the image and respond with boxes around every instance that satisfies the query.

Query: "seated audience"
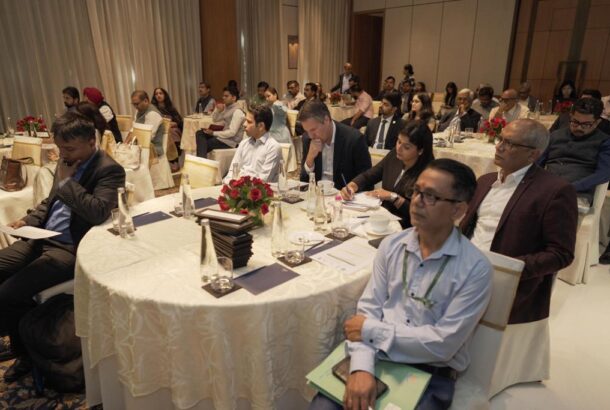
[311,159,492,410]
[62,86,80,112]
[472,85,499,120]
[461,119,577,327]
[224,106,281,183]
[283,80,306,110]
[299,101,371,189]
[538,97,610,204]
[341,85,373,129]
[249,81,269,110]
[342,121,434,227]
[152,87,183,165]
[227,80,243,98]
[364,92,404,149]
[315,82,327,102]
[195,87,245,158]
[0,112,125,382]
[194,81,215,114]
[438,88,482,132]
[399,80,413,115]
[264,87,291,143]
[83,87,122,143]
[404,92,436,131]
[437,81,458,117]
[518,82,538,112]
[602,94,610,120]
[553,79,577,113]
[331,62,358,94]
[295,82,319,111]
[75,102,108,139]
[414,81,427,93]
[403,63,415,87]
[489,89,530,123]
[375,76,397,101]
[131,90,165,156]
[549,89,610,135]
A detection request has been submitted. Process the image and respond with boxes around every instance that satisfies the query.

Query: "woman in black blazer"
[340,120,434,227]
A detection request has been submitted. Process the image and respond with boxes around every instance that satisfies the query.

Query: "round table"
[327,105,357,122]
[75,187,400,410]
[433,134,498,178]
[181,115,219,154]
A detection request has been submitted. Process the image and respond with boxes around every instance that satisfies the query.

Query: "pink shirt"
[355,91,374,119]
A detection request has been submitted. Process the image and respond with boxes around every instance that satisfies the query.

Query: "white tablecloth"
[75,187,400,409]
[181,115,219,154]
[433,135,498,178]
[327,105,356,122]
[537,114,558,130]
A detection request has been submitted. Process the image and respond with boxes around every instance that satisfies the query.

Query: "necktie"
[377,120,387,149]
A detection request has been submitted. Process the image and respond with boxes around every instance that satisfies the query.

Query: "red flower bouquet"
[329,92,342,105]
[16,116,47,134]
[553,100,573,114]
[217,176,273,226]
[479,117,507,143]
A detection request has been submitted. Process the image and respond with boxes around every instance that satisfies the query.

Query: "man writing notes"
[310,159,493,410]
[299,101,371,189]
[223,106,281,183]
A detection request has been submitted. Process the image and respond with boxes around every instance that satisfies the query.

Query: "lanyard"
[401,246,450,308]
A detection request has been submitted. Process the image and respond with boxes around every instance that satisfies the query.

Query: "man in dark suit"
[330,62,359,94]
[0,112,126,381]
[460,119,577,324]
[438,88,482,132]
[299,101,371,189]
[364,92,404,149]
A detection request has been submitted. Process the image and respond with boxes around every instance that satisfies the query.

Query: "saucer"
[288,231,326,245]
[365,223,394,236]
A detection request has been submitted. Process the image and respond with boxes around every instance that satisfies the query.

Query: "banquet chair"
[371,100,381,118]
[126,123,155,202]
[286,109,302,164]
[600,191,610,251]
[116,115,132,141]
[12,136,43,166]
[33,162,57,206]
[208,148,237,179]
[558,182,609,285]
[451,251,524,407]
[369,147,390,167]
[279,143,297,173]
[432,92,444,115]
[149,121,175,190]
[100,131,117,158]
[236,99,248,113]
[182,154,220,187]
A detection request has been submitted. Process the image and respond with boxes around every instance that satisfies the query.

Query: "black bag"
[19,293,84,393]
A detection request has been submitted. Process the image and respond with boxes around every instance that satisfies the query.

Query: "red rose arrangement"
[553,100,573,114]
[217,176,273,226]
[479,117,507,144]
[16,116,47,134]
[329,92,342,105]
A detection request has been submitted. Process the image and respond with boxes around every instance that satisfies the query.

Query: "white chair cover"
[12,135,43,165]
[369,148,390,167]
[371,100,381,118]
[558,182,609,284]
[208,148,237,179]
[150,131,175,190]
[125,124,155,202]
[34,280,74,304]
[279,143,297,173]
[182,154,220,188]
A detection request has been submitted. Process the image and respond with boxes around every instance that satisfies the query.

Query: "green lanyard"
[401,247,450,309]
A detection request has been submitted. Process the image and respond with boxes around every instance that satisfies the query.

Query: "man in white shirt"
[131,90,164,156]
[489,89,530,124]
[310,159,493,410]
[283,80,306,110]
[224,106,281,183]
[195,87,245,158]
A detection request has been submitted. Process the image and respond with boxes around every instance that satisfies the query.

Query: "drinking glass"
[285,235,305,264]
[211,256,234,293]
[331,203,349,239]
[111,208,120,231]
[465,127,474,138]
[173,193,183,216]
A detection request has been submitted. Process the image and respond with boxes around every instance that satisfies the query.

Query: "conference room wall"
[355,0,517,94]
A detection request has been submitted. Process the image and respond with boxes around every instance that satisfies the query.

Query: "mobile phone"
[331,356,389,399]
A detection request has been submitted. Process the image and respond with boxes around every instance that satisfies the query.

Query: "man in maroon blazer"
[460,119,578,325]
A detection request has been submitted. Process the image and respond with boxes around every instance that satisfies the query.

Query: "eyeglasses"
[495,136,536,150]
[411,187,461,206]
[569,119,596,129]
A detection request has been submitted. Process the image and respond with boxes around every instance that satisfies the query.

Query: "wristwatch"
[389,192,398,202]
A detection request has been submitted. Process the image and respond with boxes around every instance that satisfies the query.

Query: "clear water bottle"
[200,219,218,284]
[117,187,135,238]
[6,117,14,136]
[278,159,287,198]
[232,162,240,181]
[198,102,203,115]
[270,201,286,258]
[313,186,328,232]
[181,173,195,218]
[306,172,316,218]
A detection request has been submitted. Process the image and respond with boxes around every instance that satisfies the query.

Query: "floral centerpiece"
[553,100,573,114]
[16,116,47,134]
[218,176,273,226]
[329,92,342,105]
[479,117,507,143]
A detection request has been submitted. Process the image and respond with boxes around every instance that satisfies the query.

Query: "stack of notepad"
[195,208,254,268]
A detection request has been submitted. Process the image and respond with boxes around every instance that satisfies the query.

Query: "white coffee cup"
[368,214,390,233]
[319,180,335,195]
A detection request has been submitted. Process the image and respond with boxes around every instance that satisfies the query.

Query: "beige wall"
[355,0,516,93]
[281,0,298,92]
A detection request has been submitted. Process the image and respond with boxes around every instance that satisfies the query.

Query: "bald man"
[331,62,358,94]
[489,89,530,123]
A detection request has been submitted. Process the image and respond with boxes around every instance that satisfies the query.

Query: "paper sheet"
[0,225,61,239]
[310,237,376,274]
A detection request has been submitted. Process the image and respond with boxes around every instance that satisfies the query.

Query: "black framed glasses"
[569,119,596,129]
[411,187,461,206]
[495,136,536,150]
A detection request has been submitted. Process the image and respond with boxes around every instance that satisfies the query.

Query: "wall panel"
[409,3,443,91]
[381,6,412,81]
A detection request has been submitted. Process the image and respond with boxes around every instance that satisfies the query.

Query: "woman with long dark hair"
[405,93,436,131]
[152,87,183,166]
[553,79,577,113]
[340,120,434,227]
[444,82,458,108]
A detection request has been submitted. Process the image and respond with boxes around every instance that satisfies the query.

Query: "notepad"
[132,211,172,227]
[234,263,299,295]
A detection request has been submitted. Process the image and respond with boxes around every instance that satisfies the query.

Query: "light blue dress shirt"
[348,227,492,374]
[44,151,97,244]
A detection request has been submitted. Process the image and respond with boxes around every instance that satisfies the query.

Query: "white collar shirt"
[224,133,281,183]
[471,164,532,250]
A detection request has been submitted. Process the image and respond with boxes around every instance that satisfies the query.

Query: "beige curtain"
[0,0,201,132]
[236,0,283,98]
[297,0,350,92]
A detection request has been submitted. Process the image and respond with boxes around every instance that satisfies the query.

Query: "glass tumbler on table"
[331,202,349,239]
[285,236,305,265]
[211,256,234,293]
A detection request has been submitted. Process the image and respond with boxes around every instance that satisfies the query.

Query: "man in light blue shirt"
[310,159,493,410]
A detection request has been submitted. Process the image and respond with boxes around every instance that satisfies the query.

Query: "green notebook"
[306,342,432,410]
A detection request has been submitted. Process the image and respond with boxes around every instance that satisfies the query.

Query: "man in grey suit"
[364,92,404,149]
